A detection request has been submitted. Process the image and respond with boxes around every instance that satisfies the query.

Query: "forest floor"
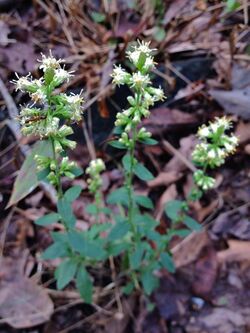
[0,1,250,332]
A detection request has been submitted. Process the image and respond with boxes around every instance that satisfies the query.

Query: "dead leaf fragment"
[155,184,177,221]
[142,108,197,136]
[0,279,54,328]
[218,240,250,263]
[192,245,218,298]
[148,171,182,188]
[209,64,250,119]
[0,257,54,328]
[172,231,210,268]
[187,308,245,333]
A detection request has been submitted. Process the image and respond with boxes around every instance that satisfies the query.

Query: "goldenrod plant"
[12,42,238,304]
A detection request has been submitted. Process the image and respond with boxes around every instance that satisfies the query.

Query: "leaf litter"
[1,0,250,332]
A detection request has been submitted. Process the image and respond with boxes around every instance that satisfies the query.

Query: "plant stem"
[94,192,102,224]
[50,137,63,199]
[127,125,137,235]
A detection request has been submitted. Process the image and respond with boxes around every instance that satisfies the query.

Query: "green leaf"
[137,52,147,70]
[68,231,106,260]
[64,185,82,202]
[134,214,159,230]
[107,242,130,256]
[57,198,76,228]
[134,163,154,181]
[169,229,191,238]
[129,244,145,269]
[88,223,112,239]
[153,26,166,42]
[139,138,158,145]
[109,140,127,149]
[160,252,175,273]
[37,167,50,181]
[55,259,78,290]
[165,200,184,221]
[85,204,98,215]
[122,282,134,295]
[44,68,55,85]
[183,215,202,231]
[91,11,106,23]
[42,241,68,260]
[226,0,240,12]
[107,187,129,206]
[146,230,162,243]
[50,231,68,243]
[141,269,159,295]
[134,195,153,209]
[7,140,53,208]
[70,166,83,177]
[108,221,130,241]
[35,213,61,226]
[122,154,132,172]
[113,126,123,135]
[100,207,112,215]
[76,266,93,304]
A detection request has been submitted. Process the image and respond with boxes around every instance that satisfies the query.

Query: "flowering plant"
[11,42,238,305]
[193,117,238,190]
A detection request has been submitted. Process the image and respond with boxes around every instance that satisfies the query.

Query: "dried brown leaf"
[148,171,182,188]
[172,231,210,268]
[0,257,54,328]
[142,108,197,136]
[218,240,250,263]
[210,64,250,119]
[192,245,218,298]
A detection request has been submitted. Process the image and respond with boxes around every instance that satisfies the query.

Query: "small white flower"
[135,40,156,56]
[31,89,47,103]
[127,41,156,69]
[12,73,43,93]
[38,51,63,72]
[143,56,155,71]
[224,142,235,153]
[198,126,210,138]
[65,93,84,121]
[229,135,238,145]
[144,92,154,106]
[111,65,129,86]
[130,72,151,89]
[66,93,83,105]
[44,117,59,136]
[194,170,215,191]
[127,50,141,67]
[152,87,165,101]
[207,149,216,159]
[12,73,32,91]
[54,68,74,84]
[215,116,232,130]
[210,122,219,133]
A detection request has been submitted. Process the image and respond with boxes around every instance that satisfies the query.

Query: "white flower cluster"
[12,52,84,140]
[192,117,238,191]
[111,40,165,147]
[86,158,106,195]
